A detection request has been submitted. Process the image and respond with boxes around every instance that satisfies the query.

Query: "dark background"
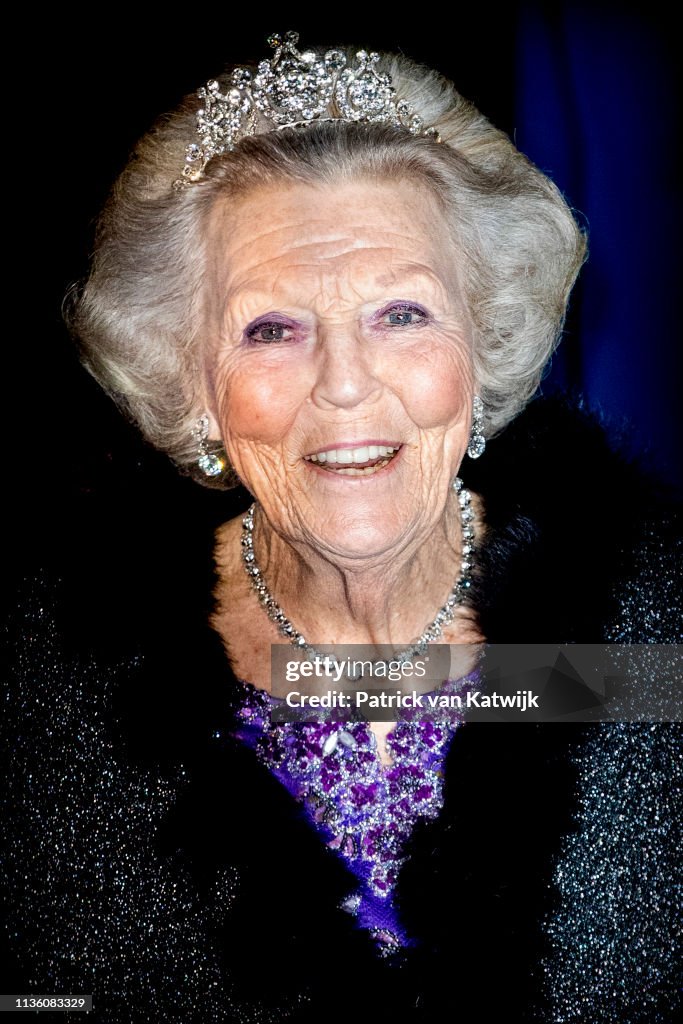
[12,1,681,552]
[1,3,680,1002]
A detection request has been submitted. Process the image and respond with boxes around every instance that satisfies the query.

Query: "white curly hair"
[64,44,587,487]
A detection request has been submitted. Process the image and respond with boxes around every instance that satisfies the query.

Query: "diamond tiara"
[173,29,442,190]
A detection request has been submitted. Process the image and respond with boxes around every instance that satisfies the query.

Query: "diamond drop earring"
[466,395,486,459]
[193,414,226,478]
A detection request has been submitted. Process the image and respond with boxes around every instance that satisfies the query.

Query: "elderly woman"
[2,30,681,1023]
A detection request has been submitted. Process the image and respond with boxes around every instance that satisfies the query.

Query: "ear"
[197,357,224,442]
[203,408,223,442]
[197,377,223,441]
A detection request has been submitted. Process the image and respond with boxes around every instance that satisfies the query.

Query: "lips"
[303,442,402,476]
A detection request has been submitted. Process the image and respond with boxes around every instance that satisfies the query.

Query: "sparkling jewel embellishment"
[240,476,476,668]
[238,686,458,897]
[174,29,442,189]
[193,414,225,478]
[231,670,480,953]
[466,395,486,459]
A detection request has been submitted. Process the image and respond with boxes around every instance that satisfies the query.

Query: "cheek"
[395,341,473,429]
[215,362,307,445]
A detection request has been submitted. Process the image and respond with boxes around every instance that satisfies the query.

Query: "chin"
[308,511,413,562]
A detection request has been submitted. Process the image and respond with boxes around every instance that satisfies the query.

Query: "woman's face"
[204,176,476,563]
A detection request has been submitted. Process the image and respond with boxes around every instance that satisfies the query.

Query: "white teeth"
[306,444,398,464]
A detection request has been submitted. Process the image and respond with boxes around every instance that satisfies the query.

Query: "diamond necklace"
[240,476,476,670]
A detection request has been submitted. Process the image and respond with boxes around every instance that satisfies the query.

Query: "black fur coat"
[1,394,681,1023]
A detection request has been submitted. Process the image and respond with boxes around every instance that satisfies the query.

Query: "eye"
[377,302,430,328]
[244,319,297,344]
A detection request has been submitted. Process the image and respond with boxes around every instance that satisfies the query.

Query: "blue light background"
[514,5,680,489]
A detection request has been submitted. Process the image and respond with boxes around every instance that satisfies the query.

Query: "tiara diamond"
[173,29,441,190]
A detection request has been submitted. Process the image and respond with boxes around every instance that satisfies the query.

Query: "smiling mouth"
[303,443,402,476]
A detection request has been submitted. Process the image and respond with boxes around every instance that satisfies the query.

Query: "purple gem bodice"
[229,668,482,955]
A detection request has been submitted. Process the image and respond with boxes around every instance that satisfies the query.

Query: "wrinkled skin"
[204,177,482,684]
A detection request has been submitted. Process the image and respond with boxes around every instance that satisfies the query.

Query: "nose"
[309,325,383,410]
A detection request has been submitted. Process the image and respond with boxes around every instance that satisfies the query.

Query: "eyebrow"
[223,266,452,315]
[373,267,449,291]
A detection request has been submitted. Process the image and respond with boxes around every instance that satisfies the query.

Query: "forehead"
[206,177,456,293]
